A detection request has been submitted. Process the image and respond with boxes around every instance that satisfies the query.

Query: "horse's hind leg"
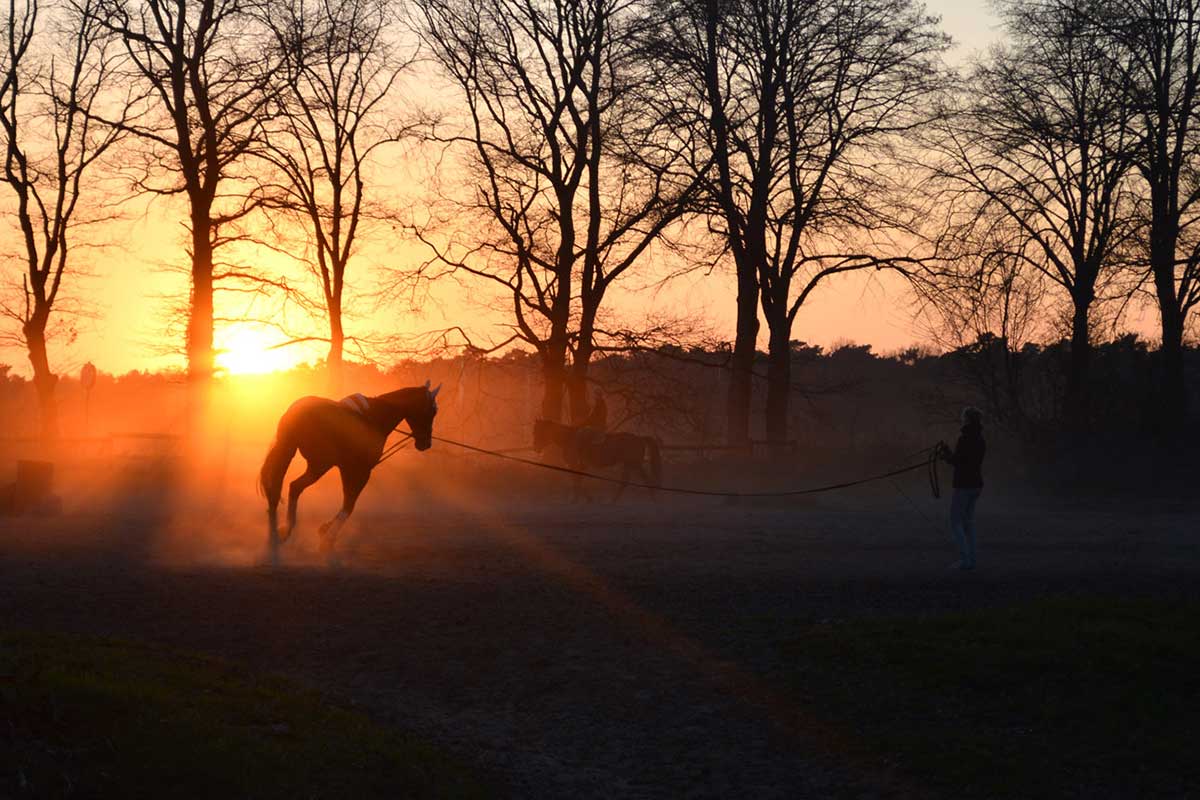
[267,505,281,566]
[282,462,330,541]
[319,466,369,562]
[265,483,282,564]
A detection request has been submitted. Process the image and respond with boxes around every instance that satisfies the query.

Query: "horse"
[259,381,441,564]
[532,418,661,501]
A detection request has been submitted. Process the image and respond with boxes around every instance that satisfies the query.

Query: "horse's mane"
[373,386,429,405]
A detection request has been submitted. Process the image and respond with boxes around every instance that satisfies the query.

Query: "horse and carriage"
[259,383,660,563]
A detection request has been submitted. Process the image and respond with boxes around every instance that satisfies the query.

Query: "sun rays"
[215,324,300,376]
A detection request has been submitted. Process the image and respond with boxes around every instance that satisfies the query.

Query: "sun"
[215,324,297,375]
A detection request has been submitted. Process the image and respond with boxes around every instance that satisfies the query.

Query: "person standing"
[938,406,986,570]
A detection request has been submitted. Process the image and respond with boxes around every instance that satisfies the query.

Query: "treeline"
[3,334,1194,448]
[2,0,1199,447]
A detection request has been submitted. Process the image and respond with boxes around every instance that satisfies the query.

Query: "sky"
[0,0,1006,379]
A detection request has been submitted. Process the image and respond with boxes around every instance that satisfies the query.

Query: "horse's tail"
[259,433,297,505]
[645,436,662,487]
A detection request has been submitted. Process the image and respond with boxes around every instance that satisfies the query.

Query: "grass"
[777,596,1200,798]
[0,632,488,799]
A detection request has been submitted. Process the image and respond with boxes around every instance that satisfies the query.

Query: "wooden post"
[81,362,97,432]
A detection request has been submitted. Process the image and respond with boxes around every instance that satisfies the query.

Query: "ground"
[1,479,1197,798]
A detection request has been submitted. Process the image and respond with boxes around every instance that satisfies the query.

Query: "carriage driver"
[583,389,607,432]
[572,389,608,456]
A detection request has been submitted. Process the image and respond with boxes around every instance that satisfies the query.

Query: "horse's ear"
[430,383,442,400]
[423,379,431,389]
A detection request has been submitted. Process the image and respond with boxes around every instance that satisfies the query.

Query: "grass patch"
[779,596,1199,798]
[0,632,488,799]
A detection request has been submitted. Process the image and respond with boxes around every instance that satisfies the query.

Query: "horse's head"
[532,418,552,451]
[407,380,441,451]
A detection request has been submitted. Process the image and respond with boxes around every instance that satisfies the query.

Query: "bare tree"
[646,0,759,445]
[917,221,1052,426]
[256,0,411,387]
[413,0,695,422]
[1101,0,1200,427]
[927,0,1139,429]
[655,0,945,445]
[1,0,125,437]
[92,0,280,384]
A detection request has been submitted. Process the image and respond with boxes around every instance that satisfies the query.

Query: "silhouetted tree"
[927,0,1139,429]
[918,224,1050,427]
[257,0,411,387]
[92,0,281,384]
[654,0,945,445]
[1,0,125,437]
[644,0,759,446]
[1102,0,1200,426]
[413,0,694,422]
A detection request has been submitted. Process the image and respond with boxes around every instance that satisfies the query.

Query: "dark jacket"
[947,422,985,489]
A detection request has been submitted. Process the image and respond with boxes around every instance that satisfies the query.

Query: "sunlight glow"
[215,324,299,375]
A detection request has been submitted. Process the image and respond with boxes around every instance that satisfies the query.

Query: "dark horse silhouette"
[259,382,440,563]
[533,418,661,501]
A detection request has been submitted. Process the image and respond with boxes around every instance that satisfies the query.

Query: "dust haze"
[3,347,1192,574]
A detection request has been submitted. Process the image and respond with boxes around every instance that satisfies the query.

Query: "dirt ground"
[2,467,1198,798]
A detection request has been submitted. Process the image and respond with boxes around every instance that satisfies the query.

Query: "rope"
[378,434,530,465]
[891,476,945,536]
[429,434,935,499]
[927,447,941,499]
[376,432,413,465]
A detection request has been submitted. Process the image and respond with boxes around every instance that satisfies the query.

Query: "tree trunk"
[1158,302,1186,430]
[567,303,597,423]
[24,315,58,440]
[540,192,575,424]
[1064,297,1091,430]
[188,215,215,384]
[540,353,567,422]
[540,305,572,421]
[726,260,759,446]
[567,351,592,424]
[328,307,345,392]
[764,311,790,446]
[1150,207,1186,428]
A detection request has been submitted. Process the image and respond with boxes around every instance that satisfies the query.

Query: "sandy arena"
[3,451,1197,798]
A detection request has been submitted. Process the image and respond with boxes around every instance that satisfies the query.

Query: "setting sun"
[215,325,300,375]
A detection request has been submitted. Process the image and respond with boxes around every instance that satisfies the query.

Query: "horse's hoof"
[318,526,335,555]
[277,524,293,543]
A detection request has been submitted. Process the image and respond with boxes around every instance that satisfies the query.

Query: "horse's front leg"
[319,466,369,564]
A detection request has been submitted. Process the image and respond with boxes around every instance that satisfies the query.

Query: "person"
[566,390,608,464]
[582,389,607,432]
[938,406,985,570]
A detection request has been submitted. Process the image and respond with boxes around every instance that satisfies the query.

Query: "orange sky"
[1,0,1011,379]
